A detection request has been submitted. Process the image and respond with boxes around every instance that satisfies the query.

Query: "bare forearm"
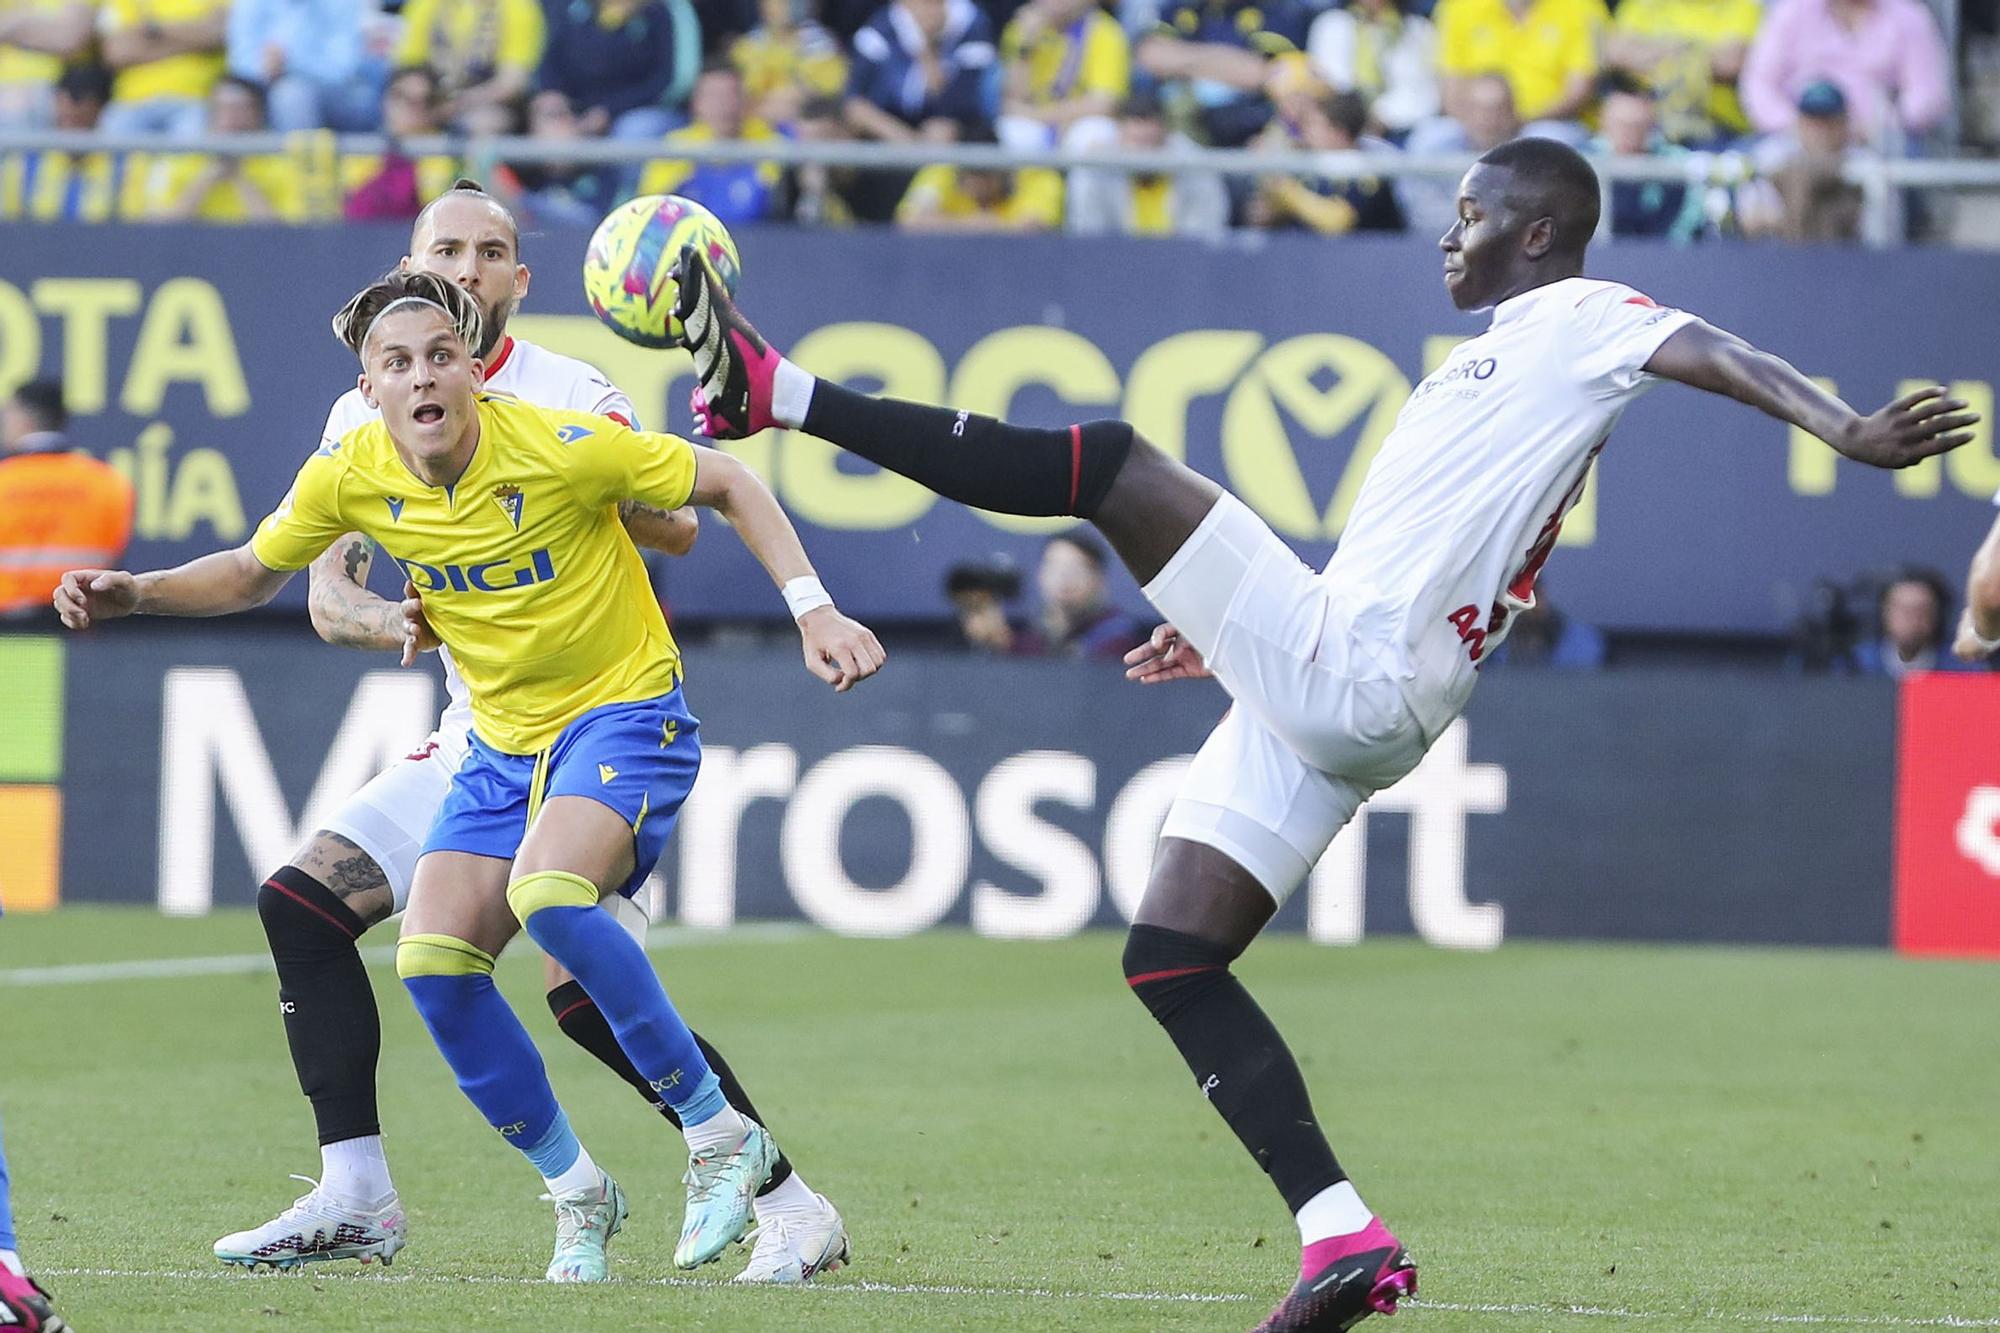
[135,547,289,616]
[308,534,404,649]
[0,4,91,57]
[619,501,699,556]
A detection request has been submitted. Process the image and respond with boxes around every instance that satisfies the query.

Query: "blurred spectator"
[0,379,135,619]
[1402,71,1518,232]
[1600,0,1759,147]
[639,61,783,225]
[1741,0,1949,149]
[497,88,623,227]
[0,64,153,221]
[1247,87,1405,233]
[0,2,93,128]
[1736,79,1872,241]
[343,64,459,220]
[1588,73,1705,239]
[1136,0,1311,146]
[1853,568,1975,676]
[845,0,995,142]
[1432,0,1606,133]
[733,0,847,127]
[944,556,1024,653]
[1067,89,1229,238]
[148,74,307,221]
[1487,585,1606,668]
[896,121,1063,230]
[1011,532,1148,659]
[227,0,377,132]
[396,0,547,135]
[541,0,701,142]
[98,0,231,138]
[788,92,863,222]
[997,0,1130,152]
[1305,0,1440,137]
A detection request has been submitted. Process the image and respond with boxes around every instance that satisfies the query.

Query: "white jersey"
[316,335,639,741]
[1323,277,1698,737]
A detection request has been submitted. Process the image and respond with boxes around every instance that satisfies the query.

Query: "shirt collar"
[1489,277,1584,328]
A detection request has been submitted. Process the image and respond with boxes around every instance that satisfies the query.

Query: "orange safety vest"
[0,449,136,616]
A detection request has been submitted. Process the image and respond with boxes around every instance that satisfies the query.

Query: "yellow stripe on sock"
[395,933,497,978]
[506,869,600,925]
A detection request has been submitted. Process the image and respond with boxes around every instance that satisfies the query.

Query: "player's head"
[404,179,527,361]
[1441,136,1601,311]
[2,378,65,451]
[333,271,486,463]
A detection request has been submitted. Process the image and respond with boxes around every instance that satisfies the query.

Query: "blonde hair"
[331,270,484,362]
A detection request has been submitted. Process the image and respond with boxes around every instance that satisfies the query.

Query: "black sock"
[548,982,796,1196]
[1123,924,1345,1213]
[258,866,380,1145]
[801,380,1134,520]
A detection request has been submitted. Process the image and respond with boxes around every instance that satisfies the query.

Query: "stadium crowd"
[0,0,1971,237]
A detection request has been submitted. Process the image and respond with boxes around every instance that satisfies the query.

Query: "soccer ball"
[582,194,742,349]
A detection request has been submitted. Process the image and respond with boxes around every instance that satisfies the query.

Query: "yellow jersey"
[1001,9,1131,107]
[1435,0,1607,121]
[100,0,230,104]
[1611,0,1760,138]
[897,163,1065,230]
[397,0,547,92]
[252,395,698,754]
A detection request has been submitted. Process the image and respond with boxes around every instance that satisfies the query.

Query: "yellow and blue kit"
[252,394,702,893]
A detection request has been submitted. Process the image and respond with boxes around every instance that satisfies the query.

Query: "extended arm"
[55,545,292,629]
[0,3,92,58]
[685,446,885,690]
[308,533,405,649]
[1644,322,1979,468]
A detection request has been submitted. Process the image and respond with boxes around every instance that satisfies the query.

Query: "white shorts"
[1145,492,1433,904]
[316,725,651,944]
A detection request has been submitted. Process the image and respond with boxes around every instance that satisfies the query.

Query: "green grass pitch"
[3,908,1997,1331]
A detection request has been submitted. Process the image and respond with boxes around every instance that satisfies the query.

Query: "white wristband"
[1973,625,2000,655]
[782,575,834,621]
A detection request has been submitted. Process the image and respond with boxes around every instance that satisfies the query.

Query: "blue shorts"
[424,689,701,898]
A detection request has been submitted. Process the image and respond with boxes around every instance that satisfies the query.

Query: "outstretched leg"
[674,250,1221,585]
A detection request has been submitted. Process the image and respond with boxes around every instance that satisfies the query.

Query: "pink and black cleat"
[670,246,786,441]
[1250,1218,1418,1332]
[0,1267,68,1332]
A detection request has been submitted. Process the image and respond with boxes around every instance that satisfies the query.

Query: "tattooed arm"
[306,532,405,650]
[620,500,699,555]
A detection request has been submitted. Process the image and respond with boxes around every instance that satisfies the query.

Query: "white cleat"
[215,1175,407,1270]
[732,1192,851,1285]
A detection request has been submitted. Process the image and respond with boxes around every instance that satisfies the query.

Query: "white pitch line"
[40,1270,1998,1325]
[1410,1300,2000,1329]
[42,1266,1249,1305]
[0,921,814,987]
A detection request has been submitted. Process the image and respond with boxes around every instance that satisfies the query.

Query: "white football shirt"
[315,335,641,740]
[1322,277,1698,738]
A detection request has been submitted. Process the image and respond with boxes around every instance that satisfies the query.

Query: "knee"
[258,866,366,953]
[1123,923,1233,1018]
[505,869,600,930]
[395,933,496,984]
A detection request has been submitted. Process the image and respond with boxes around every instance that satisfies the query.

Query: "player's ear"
[469,356,486,392]
[513,262,531,303]
[397,254,412,274]
[1522,215,1556,260]
[357,372,378,409]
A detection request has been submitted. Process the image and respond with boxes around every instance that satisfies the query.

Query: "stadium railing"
[7,128,1998,247]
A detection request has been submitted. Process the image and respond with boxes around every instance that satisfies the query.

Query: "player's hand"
[53,569,138,629]
[1123,623,1211,684]
[398,578,440,666]
[1835,386,1980,469]
[799,606,886,692]
[1954,606,2000,662]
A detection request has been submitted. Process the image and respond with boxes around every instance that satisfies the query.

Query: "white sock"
[321,1135,394,1208]
[543,1142,603,1200]
[0,1249,23,1277]
[771,358,814,429]
[753,1170,817,1220]
[682,1103,752,1157]
[1296,1181,1373,1245]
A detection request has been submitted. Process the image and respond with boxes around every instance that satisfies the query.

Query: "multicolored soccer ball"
[582,194,741,349]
